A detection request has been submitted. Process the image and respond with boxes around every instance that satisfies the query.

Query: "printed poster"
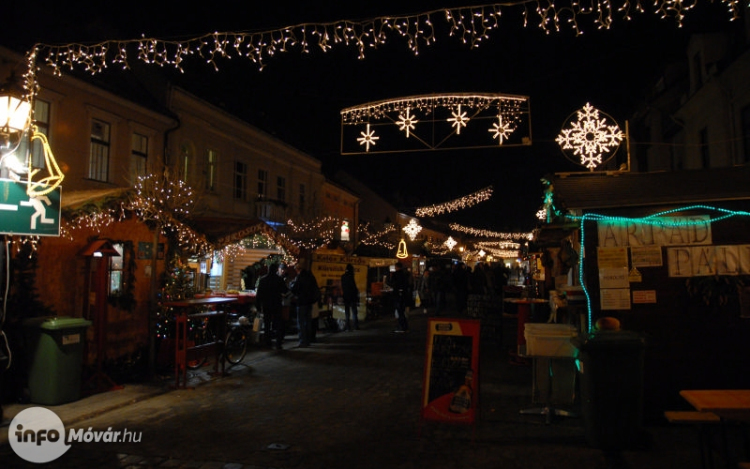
[421,318,481,425]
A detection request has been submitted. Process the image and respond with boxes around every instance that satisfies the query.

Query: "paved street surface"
[0,309,724,468]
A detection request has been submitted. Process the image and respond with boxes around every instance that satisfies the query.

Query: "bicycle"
[224,312,253,365]
[186,310,254,369]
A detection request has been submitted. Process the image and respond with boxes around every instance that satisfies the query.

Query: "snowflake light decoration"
[444,236,458,251]
[402,218,423,240]
[556,103,625,171]
[447,104,470,135]
[397,107,419,138]
[488,115,514,144]
[357,124,379,152]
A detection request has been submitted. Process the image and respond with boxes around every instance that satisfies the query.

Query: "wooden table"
[681,390,750,421]
[163,297,238,389]
[681,389,750,468]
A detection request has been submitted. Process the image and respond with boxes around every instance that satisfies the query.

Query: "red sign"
[421,318,481,424]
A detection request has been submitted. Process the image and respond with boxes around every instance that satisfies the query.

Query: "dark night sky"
[1,1,738,231]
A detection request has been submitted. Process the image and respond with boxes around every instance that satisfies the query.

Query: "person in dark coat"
[388,261,411,333]
[341,263,360,331]
[290,259,320,347]
[255,262,289,350]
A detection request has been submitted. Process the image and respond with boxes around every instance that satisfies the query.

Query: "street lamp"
[0,73,32,176]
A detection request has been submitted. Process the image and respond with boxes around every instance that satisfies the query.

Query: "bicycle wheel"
[224,326,247,365]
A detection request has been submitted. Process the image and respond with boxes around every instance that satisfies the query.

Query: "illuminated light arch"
[341,93,530,154]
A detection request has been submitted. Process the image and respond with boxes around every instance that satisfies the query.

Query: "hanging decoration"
[396,238,409,258]
[555,103,625,171]
[449,223,534,240]
[444,236,458,250]
[341,94,530,154]
[402,218,423,240]
[415,186,493,217]
[23,1,739,88]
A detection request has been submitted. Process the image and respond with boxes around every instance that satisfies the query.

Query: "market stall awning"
[188,216,300,256]
[548,166,750,212]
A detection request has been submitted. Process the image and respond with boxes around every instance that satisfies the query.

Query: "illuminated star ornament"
[556,103,625,171]
[444,236,457,251]
[448,104,470,135]
[357,124,379,152]
[489,115,514,144]
[397,108,418,138]
[402,218,423,240]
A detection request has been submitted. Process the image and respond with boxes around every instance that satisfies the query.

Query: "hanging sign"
[0,179,61,236]
[421,318,480,425]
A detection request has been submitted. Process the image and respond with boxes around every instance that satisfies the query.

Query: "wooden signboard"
[421,318,481,425]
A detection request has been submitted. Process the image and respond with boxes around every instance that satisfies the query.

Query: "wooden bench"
[665,411,721,469]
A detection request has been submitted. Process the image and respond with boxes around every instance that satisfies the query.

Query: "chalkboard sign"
[421,318,481,424]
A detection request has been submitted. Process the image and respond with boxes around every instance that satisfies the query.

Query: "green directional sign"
[0,179,61,236]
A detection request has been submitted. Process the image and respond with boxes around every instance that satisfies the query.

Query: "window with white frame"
[257,169,268,198]
[206,149,217,192]
[277,176,286,202]
[234,161,247,200]
[89,118,110,182]
[130,133,148,184]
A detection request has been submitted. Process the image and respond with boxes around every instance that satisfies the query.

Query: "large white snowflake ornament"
[556,103,625,170]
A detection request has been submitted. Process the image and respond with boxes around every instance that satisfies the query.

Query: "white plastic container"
[524,323,578,357]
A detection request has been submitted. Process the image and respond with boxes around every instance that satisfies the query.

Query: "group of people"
[255,259,320,349]
[255,259,361,350]
[415,261,512,316]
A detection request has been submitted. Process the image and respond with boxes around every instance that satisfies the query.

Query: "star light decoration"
[402,218,423,240]
[556,103,625,171]
[397,108,418,138]
[448,104,470,135]
[444,236,458,251]
[415,186,493,217]
[357,123,379,152]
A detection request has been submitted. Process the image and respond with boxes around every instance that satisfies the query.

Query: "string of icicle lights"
[450,223,534,240]
[21,0,740,92]
[415,186,493,217]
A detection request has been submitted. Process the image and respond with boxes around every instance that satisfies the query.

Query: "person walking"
[341,263,360,331]
[255,262,289,350]
[388,261,411,333]
[290,258,320,347]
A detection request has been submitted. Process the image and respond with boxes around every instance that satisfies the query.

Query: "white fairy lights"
[415,186,493,217]
[450,222,534,240]
[24,1,739,86]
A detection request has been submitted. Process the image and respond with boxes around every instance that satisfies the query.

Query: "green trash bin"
[23,316,92,405]
[576,330,646,450]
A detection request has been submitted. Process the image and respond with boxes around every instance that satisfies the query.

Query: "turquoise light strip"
[559,205,750,333]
